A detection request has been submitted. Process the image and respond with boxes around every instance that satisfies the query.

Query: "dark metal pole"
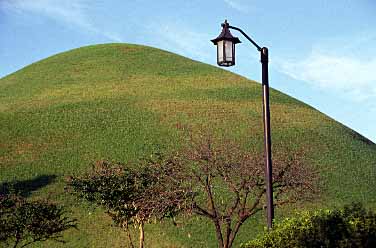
[219,22,274,229]
[260,47,274,229]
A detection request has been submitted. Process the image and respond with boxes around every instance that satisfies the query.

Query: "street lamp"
[211,20,274,229]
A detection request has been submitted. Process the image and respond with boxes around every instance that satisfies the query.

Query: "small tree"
[139,135,319,248]
[67,160,186,248]
[0,194,77,248]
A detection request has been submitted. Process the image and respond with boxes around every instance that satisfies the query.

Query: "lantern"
[211,20,241,67]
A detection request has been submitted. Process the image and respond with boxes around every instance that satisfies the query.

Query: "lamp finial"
[222,19,229,28]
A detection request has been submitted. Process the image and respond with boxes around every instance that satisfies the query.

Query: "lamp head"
[211,20,241,67]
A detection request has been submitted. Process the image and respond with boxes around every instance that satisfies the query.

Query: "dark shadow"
[0,175,57,197]
[346,129,376,147]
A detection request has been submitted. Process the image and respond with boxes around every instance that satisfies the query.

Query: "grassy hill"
[1,43,375,247]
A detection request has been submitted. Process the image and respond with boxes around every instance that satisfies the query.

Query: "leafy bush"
[0,194,77,248]
[242,203,376,248]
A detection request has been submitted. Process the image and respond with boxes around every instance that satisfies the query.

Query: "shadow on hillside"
[0,175,57,197]
[346,129,376,147]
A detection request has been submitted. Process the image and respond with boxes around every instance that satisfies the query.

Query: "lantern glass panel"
[217,40,224,63]
[224,40,233,62]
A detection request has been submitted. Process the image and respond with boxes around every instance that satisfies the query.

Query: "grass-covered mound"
[1,43,375,247]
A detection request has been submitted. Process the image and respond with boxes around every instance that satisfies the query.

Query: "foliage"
[0,194,77,248]
[68,161,145,224]
[67,159,190,248]
[68,160,145,248]
[242,202,376,248]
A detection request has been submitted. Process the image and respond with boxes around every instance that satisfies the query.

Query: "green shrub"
[242,203,376,248]
[68,159,194,248]
[0,194,77,248]
[67,160,156,225]
[67,160,161,248]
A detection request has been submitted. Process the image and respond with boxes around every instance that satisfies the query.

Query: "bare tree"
[138,135,318,248]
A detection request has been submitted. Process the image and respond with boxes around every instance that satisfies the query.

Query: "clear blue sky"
[1,0,375,142]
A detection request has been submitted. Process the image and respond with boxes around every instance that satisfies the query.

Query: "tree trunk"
[223,219,232,248]
[124,223,135,248]
[228,218,246,248]
[213,221,224,248]
[206,176,224,248]
[13,231,21,248]
[139,222,144,248]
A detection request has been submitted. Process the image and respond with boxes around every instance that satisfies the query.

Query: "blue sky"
[1,0,376,142]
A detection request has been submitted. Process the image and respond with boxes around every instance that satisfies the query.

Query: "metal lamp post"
[211,20,274,229]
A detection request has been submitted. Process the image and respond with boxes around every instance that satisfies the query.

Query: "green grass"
[1,43,376,247]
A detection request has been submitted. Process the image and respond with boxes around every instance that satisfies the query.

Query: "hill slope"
[1,43,375,247]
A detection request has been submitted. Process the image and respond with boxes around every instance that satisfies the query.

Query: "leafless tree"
[137,135,319,248]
